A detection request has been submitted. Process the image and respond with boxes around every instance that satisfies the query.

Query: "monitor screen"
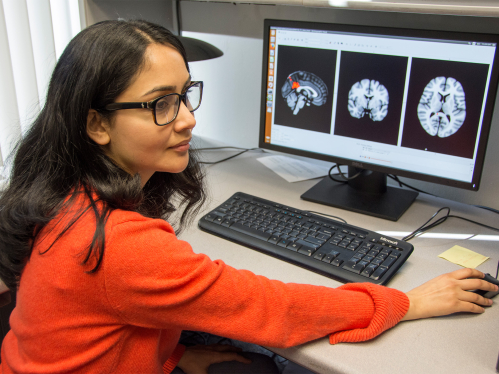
[259,19,499,220]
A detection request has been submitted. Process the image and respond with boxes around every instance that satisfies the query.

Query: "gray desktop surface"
[182,142,499,374]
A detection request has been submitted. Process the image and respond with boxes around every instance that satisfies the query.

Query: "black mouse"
[471,273,499,299]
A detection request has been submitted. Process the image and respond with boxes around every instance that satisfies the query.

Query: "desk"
[182,139,499,374]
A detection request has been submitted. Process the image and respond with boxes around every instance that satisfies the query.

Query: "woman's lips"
[170,139,191,151]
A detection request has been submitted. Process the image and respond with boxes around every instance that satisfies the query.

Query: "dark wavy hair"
[0,20,206,290]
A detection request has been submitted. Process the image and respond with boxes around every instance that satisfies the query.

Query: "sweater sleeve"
[162,344,185,374]
[103,214,409,348]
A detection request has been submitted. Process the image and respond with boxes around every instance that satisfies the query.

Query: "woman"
[0,20,495,374]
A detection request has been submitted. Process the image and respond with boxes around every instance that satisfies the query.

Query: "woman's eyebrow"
[142,85,176,97]
[142,76,192,97]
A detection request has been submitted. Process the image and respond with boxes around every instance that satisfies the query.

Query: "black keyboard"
[198,192,413,285]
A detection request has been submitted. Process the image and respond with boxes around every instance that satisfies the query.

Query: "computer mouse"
[471,273,499,299]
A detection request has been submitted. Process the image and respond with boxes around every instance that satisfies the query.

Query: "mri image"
[334,52,408,145]
[348,79,389,121]
[401,58,489,159]
[417,77,466,138]
[274,45,337,134]
[281,71,328,115]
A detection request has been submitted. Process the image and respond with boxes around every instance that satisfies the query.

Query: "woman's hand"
[176,344,252,374]
[402,268,498,321]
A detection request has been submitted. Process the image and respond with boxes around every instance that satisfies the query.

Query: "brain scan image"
[281,71,328,115]
[417,77,466,138]
[348,79,389,122]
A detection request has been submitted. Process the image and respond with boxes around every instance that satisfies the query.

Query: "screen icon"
[267,101,272,107]
[269,63,274,69]
[270,50,275,56]
[269,76,274,82]
[269,70,274,75]
[271,43,275,49]
[269,57,274,62]
[270,37,275,42]
[267,94,273,101]
[268,82,273,88]
[271,30,275,35]
[267,89,273,95]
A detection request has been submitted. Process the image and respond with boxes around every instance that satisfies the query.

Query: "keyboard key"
[304,236,325,246]
[204,214,216,222]
[231,222,272,241]
[331,258,344,267]
[329,250,340,258]
[213,216,224,225]
[296,239,320,250]
[314,252,325,261]
[318,228,335,236]
[322,254,335,263]
[221,219,234,227]
[277,239,291,248]
[361,264,378,277]
[287,242,302,252]
[316,233,331,241]
[298,247,316,256]
[381,255,397,268]
[370,266,388,281]
[343,260,369,274]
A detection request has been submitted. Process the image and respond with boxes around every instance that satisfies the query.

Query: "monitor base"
[301,176,418,221]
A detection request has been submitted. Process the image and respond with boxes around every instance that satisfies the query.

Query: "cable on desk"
[327,164,436,196]
[387,174,436,196]
[328,164,361,183]
[302,210,348,224]
[196,147,264,165]
[474,205,499,215]
[403,206,499,242]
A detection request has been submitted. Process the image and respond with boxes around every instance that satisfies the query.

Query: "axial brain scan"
[418,77,466,138]
[281,71,328,115]
[348,79,389,122]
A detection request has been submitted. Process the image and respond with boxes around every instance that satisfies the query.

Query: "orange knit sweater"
[1,200,409,373]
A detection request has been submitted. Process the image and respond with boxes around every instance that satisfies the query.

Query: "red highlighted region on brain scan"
[281,71,328,115]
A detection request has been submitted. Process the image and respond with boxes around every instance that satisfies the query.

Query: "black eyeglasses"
[105,81,203,126]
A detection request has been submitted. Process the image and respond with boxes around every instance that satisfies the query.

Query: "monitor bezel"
[259,18,499,191]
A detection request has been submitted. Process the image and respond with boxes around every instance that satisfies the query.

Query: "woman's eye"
[156,99,169,111]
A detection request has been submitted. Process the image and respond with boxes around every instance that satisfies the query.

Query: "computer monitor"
[259,19,499,221]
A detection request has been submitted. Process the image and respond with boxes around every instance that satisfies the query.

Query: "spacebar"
[230,223,271,241]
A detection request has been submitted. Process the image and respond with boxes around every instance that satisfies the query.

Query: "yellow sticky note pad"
[438,245,489,269]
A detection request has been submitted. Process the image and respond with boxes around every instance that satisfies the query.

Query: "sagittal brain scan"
[281,71,328,115]
[348,79,389,122]
[417,77,466,138]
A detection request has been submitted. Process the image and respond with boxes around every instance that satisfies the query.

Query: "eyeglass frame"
[104,81,203,126]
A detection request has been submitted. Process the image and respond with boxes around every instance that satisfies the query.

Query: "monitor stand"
[301,166,418,221]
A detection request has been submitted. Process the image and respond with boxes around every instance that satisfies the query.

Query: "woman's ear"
[86,109,111,145]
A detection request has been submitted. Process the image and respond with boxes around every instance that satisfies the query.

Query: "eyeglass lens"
[154,83,202,125]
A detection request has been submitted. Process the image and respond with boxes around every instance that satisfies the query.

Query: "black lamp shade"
[178,36,223,62]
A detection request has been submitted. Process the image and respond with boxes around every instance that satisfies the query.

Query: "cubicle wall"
[84,0,499,209]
